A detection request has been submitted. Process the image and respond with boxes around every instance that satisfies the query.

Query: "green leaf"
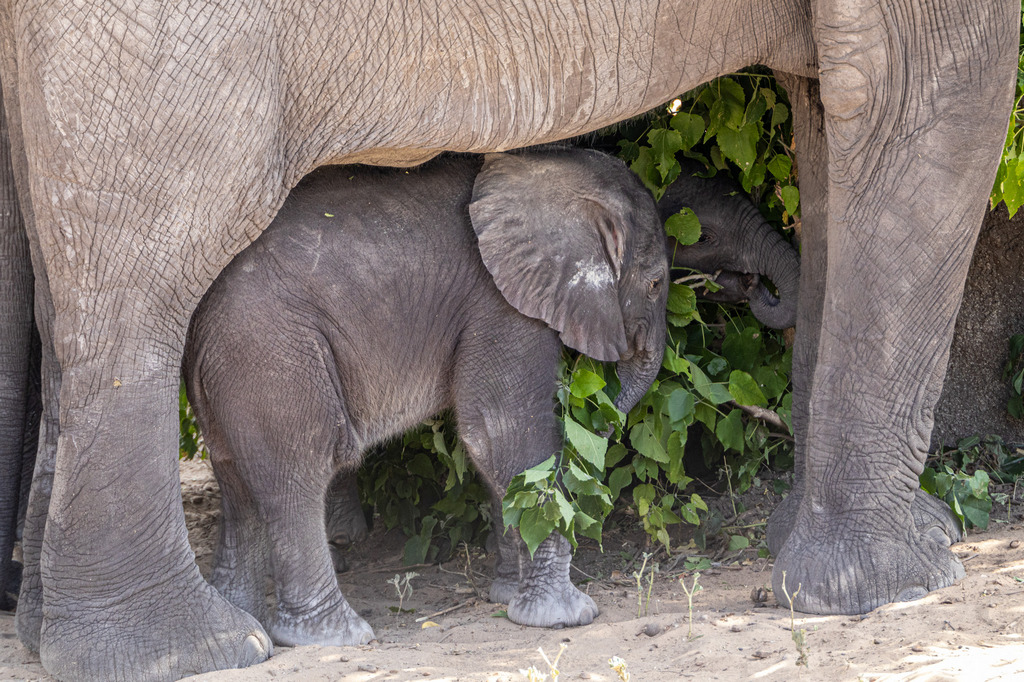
[565,417,608,469]
[690,363,734,405]
[770,102,789,129]
[715,409,745,453]
[960,494,992,530]
[521,456,557,484]
[715,78,747,130]
[666,283,697,315]
[716,123,759,172]
[629,418,670,463]
[519,506,556,557]
[767,154,792,180]
[570,369,606,398]
[647,128,683,183]
[608,465,634,500]
[667,389,696,425]
[670,112,706,149]
[781,185,800,215]
[665,208,702,246]
[728,534,750,551]
[728,370,768,407]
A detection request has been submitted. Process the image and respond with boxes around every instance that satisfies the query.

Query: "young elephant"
[183,148,670,647]
[323,165,801,571]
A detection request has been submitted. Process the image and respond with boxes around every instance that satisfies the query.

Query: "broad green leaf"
[630,147,662,197]
[770,102,789,128]
[662,346,690,374]
[715,409,745,452]
[605,443,628,468]
[960,494,992,530]
[767,154,792,180]
[715,78,747,130]
[689,363,734,405]
[519,507,556,557]
[617,138,641,163]
[608,465,634,500]
[667,389,696,425]
[570,369,606,398]
[728,370,768,407]
[565,417,608,469]
[520,460,556,485]
[781,185,800,215]
[722,326,763,373]
[629,418,670,463]
[667,283,697,315]
[728,534,750,551]
[743,94,767,128]
[633,483,656,516]
[716,123,758,172]
[670,112,706,149]
[647,128,683,183]
[665,208,701,245]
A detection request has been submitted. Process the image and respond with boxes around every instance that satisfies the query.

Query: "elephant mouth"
[700,270,771,305]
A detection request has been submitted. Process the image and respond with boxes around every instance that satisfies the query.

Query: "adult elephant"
[0,1,1016,680]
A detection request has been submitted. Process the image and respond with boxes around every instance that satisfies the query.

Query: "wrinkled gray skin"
[0,0,1017,679]
[659,169,800,330]
[323,167,802,570]
[182,149,669,646]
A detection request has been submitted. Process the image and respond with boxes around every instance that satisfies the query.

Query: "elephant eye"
[648,278,662,295]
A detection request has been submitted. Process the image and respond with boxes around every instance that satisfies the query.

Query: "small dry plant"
[678,571,703,640]
[608,655,631,681]
[386,571,418,614]
[779,570,809,666]
[633,552,659,617]
[519,643,568,681]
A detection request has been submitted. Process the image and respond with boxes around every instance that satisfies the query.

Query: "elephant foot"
[767,488,963,557]
[771,514,965,615]
[489,576,518,604]
[38,570,271,681]
[270,595,375,647]
[507,582,598,628]
[766,488,800,557]
[506,533,598,628]
[14,562,42,652]
[911,489,963,546]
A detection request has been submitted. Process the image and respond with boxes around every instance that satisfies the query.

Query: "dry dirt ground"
[2,459,1024,682]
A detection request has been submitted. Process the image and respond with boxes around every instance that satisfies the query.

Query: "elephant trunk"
[737,208,800,330]
[613,316,666,416]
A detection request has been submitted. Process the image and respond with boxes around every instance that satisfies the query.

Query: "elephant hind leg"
[323,470,369,573]
[257,469,374,647]
[209,457,271,625]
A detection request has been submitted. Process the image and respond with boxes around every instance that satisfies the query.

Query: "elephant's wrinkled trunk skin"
[614,320,666,416]
[741,216,800,330]
[659,171,800,330]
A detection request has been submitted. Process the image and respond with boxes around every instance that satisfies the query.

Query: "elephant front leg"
[454,323,597,628]
[771,0,1017,615]
[36,315,272,680]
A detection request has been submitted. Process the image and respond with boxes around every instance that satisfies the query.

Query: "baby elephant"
[183,148,670,647]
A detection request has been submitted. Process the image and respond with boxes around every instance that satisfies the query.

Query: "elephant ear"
[469,152,628,362]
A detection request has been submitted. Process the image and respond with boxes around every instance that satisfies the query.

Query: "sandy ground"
[2,458,1023,682]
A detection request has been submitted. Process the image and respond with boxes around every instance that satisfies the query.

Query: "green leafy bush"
[990,10,1024,217]
[357,417,492,565]
[505,70,798,556]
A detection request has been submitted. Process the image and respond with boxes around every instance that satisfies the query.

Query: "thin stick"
[414,598,479,623]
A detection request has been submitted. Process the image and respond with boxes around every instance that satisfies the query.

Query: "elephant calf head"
[657,169,800,330]
[469,149,670,415]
